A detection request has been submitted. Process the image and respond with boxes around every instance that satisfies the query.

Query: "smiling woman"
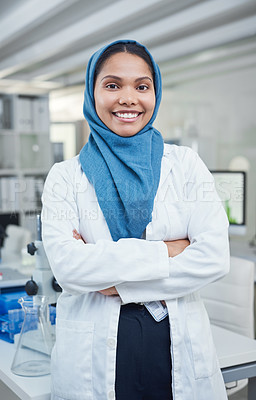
[42,39,230,400]
[80,41,164,243]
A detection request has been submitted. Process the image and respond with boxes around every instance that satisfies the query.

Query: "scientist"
[42,40,230,400]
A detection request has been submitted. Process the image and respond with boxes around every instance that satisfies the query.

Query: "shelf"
[0,169,49,176]
[0,170,20,176]
[0,134,18,169]
[18,130,49,135]
[0,93,52,235]
[0,130,17,135]
[0,130,48,136]
[22,169,49,175]
[19,133,52,170]
[23,209,42,215]
[0,210,20,215]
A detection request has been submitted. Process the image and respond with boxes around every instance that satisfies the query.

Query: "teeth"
[115,112,139,119]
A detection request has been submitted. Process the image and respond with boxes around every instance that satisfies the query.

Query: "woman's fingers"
[72,229,80,239]
[72,229,86,243]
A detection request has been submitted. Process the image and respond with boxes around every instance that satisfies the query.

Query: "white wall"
[155,66,256,240]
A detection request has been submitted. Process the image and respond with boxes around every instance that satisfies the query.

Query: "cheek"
[95,93,114,118]
[144,95,155,117]
[95,95,104,117]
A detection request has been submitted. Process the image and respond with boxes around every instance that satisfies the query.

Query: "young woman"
[42,40,230,400]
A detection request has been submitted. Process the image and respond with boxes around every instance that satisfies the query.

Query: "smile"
[113,112,142,121]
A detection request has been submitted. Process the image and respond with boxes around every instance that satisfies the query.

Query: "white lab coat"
[42,144,230,400]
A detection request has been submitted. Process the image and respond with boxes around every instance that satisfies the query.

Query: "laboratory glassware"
[11,295,54,377]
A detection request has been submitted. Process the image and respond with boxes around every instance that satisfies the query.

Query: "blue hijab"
[79,39,164,241]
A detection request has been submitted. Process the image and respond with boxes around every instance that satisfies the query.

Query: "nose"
[118,88,138,106]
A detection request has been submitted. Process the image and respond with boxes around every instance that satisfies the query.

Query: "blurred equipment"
[210,171,246,236]
[1,224,31,263]
[10,214,60,377]
[25,215,61,304]
[0,224,7,262]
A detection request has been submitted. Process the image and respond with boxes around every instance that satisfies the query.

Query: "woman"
[42,40,230,400]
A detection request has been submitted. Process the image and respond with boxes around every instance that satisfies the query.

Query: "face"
[94,52,155,137]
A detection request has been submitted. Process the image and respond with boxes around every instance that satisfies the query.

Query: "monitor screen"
[210,171,246,235]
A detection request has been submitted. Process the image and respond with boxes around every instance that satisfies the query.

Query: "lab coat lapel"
[157,148,175,192]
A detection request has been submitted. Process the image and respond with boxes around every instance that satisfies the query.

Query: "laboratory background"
[0,1,256,400]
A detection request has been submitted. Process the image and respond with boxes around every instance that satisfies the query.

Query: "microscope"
[25,215,61,304]
[9,215,61,367]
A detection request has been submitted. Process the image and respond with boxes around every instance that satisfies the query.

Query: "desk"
[1,325,256,399]
[0,262,32,291]
[212,325,256,399]
[0,339,50,400]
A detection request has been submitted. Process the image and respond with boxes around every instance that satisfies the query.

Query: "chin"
[114,130,138,137]
[112,124,142,137]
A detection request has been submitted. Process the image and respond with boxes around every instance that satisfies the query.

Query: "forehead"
[97,52,153,79]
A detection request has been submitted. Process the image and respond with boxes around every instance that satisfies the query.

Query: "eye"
[137,84,149,91]
[106,83,119,89]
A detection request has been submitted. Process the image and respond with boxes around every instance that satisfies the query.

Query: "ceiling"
[0,0,256,100]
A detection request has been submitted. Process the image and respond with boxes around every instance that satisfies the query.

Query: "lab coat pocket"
[186,299,219,380]
[51,318,94,400]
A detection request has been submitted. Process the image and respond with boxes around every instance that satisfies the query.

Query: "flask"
[11,295,53,376]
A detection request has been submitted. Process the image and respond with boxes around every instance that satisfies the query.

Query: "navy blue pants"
[115,303,173,400]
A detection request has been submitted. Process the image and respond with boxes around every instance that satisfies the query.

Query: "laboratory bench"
[1,242,256,399]
[1,325,256,400]
[0,338,50,400]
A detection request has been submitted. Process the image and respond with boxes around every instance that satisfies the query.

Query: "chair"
[200,256,255,397]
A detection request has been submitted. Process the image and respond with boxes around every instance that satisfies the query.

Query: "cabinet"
[0,94,53,237]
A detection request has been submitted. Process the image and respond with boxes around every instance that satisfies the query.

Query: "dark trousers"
[115,303,173,400]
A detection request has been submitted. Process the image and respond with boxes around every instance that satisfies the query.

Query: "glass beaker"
[11,295,54,377]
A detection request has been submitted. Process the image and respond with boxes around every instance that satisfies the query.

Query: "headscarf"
[79,39,163,241]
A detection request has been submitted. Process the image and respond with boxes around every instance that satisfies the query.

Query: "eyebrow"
[101,75,152,83]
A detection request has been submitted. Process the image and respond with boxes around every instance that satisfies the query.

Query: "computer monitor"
[210,171,246,235]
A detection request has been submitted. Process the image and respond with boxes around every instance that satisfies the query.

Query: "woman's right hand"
[164,239,190,257]
[73,229,86,243]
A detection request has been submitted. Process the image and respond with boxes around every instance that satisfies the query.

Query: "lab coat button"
[108,389,115,399]
[107,338,116,348]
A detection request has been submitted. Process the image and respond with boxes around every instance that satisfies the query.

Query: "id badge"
[144,301,168,322]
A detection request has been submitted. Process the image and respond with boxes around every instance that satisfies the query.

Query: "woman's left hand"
[99,287,119,296]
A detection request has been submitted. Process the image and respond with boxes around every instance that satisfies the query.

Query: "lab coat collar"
[158,144,175,190]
